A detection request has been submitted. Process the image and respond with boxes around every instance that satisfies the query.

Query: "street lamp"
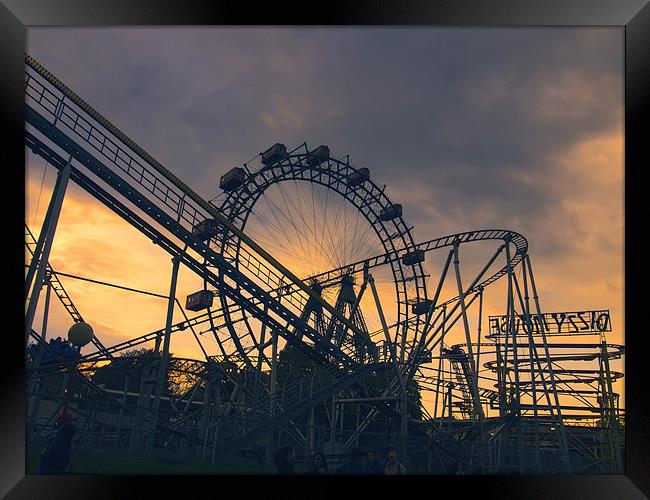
[68,322,94,347]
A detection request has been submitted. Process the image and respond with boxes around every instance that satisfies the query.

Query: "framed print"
[2,1,648,498]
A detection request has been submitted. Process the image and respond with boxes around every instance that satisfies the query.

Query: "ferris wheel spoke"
[274,181,322,266]
[251,196,296,251]
[259,189,313,266]
[249,206,304,257]
[292,180,338,267]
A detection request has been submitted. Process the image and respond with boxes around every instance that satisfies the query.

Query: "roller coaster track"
[24,55,375,353]
[55,228,526,367]
[308,228,528,308]
[414,374,501,402]
[24,54,363,371]
[25,55,528,366]
[25,56,386,451]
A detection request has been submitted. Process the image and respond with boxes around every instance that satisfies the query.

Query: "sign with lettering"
[488,310,611,336]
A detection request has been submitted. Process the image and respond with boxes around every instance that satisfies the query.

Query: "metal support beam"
[146,255,181,454]
[524,254,572,473]
[452,240,484,422]
[28,279,52,434]
[25,155,72,345]
[368,273,407,462]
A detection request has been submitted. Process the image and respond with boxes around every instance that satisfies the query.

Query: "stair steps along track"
[24,54,364,374]
[25,224,112,358]
[37,299,253,374]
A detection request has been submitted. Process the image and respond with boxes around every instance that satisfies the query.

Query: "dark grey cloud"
[27,27,622,263]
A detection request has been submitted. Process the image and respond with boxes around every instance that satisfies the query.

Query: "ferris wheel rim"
[213,144,429,364]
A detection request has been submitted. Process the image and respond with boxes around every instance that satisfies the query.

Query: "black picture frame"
[2,1,648,497]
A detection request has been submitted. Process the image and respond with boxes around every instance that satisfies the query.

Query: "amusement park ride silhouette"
[24,54,624,474]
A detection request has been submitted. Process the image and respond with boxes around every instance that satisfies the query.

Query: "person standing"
[384,449,407,475]
[365,450,384,475]
[37,410,78,474]
[305,452,329,475]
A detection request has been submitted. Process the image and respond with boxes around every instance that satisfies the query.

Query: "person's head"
[367,450,377,463]
[350,448,367,467]
[312,452,327,470]
[386,449,399,465]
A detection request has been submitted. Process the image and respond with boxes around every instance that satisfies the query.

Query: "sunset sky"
[25,27,624,411]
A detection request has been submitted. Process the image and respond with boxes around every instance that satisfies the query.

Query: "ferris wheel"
[205,143,429,368]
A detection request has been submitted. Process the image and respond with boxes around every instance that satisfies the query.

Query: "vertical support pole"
[475,288,484,396]
[199,378,215,458]
[475,286,485,452]
[354,400,361,449]
[446,384,453,427]
[146,255,181,455]
[25,156,72,345]
[211,383,223,464]
[254,304,269,410]
[525,254,572,473]
[504,243,521,407]
[452,241,484,423]
[518,259,541,472]
[114,375,128,449]
[475,287,483,436]
[129,363,147,453]
[267,328,278,462]
[28,278,52,434]
[400,387,409,467]
[504,241,524,473]
[329,396,337,453]
[25,168,59,301]
[308,374,315,456]
[433,308,445,420]
[368,274,408,464]
[599,337,622,472]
